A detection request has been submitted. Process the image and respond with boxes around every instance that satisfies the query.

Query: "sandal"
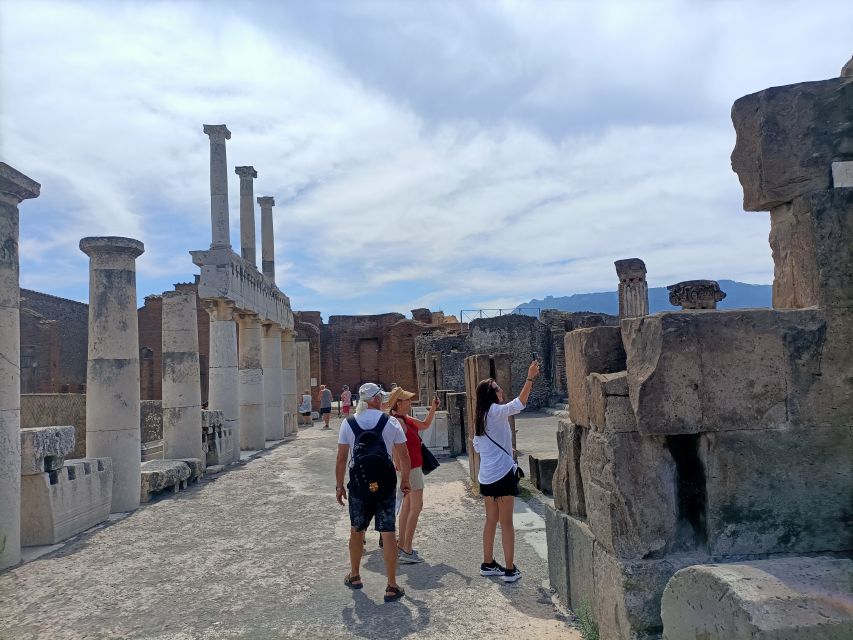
[384,584,405,602]
[344,573,363,590]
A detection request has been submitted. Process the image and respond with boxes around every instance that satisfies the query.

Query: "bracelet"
[526,378,534,382]
[336,486,344,491]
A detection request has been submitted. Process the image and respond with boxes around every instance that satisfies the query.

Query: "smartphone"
[433,392,441,407]
[532,352,538,361]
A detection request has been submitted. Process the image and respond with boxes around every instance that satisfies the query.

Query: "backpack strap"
[374,413,390,435]
[347,416,363,437]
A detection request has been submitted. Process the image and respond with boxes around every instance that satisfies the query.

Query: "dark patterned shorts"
[347,482,397,532]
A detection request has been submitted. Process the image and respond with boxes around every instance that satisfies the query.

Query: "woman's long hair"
[474,379,500,437]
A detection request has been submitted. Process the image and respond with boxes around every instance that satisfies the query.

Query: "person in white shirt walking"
[473,359,540,583]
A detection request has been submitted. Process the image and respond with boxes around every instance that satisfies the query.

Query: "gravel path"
[0,422,579,639]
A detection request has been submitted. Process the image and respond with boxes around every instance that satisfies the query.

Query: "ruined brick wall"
[295,311,322,409]
[20,289,88,392]
[19,308,59,394]
[21,394,87,458]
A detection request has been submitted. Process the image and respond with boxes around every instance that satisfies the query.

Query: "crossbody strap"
[485,432,514,464]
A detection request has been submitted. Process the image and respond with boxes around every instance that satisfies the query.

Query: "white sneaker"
[398,549,425,564]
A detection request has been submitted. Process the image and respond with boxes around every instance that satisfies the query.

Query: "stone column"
[202,124,232,248]
[161,290,203,462]
[206,300,239,462]
[80,236,144,513]
[238,313,265,450]
[262,323,284,440]
[281,330,298,435]
[0,163,40,570]
[235,166,257,266]
[615,258,649,318]
[257,196,275,282]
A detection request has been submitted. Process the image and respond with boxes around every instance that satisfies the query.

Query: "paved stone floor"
[0,416,578,639]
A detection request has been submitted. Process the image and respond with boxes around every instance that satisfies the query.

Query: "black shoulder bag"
[402,415,440,475]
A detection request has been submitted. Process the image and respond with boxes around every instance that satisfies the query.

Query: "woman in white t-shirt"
[473,359,540,584]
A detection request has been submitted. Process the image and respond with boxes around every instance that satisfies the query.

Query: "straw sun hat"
[384,387,415,411]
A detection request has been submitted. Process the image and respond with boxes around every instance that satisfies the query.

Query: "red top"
[397,414,423,469]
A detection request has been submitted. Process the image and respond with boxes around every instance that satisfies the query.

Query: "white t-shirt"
[337,409,407,467]
[298,394,311,413]
[472,398,525,485]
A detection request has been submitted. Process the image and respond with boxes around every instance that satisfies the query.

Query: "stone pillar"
[161,290,203,462]
[235,166,257,266]
[257,196,275,282]
[0,163,40,570]
[80,236,144,513]
[238,313,265,450]
[615,258,649,318]
[262,322,284,440]
[202,124,232,248]
[667,280,727,310]
[281,330,298,435]
[206,300,239,462]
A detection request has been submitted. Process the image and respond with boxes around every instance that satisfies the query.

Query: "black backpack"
[348,414,397,499]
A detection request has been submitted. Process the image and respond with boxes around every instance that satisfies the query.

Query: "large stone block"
[553,419,586,516]
[528,453,557,494]
[446,392,467,456]
[139,459,192,503]
[587,371,636,432]
[662,557,853,640]
[20,425,75,475]
[702,427,853,556]
[622,309,827,435]
[731,75,853,211]
[545,508,595,613]
[581,429,678,559]
[20,458,112,546]
[565,326,625,427]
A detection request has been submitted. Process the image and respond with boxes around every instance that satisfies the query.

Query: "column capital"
[203,298,235,321]
[257,196,275,208]
[203,124,231,142]
[235,166,257,179]
[0,162,41,204]
[79,236,145,259]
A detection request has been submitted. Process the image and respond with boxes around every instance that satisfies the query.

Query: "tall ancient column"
[206,300,239,462]
[238,312,265,450]
[202,124,232,248]
[161,290,203,462]
[262,323,284,440]
[281,330,298,436]
[235,166,257,266]
[257,196,276,282]
[0,163,40,570]
[615,258,649,318]
[80,236,144,513]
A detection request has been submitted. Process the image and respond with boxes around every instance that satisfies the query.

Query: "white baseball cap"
[359,382,389,402]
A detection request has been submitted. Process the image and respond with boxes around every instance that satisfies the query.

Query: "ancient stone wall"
[19,308,59,393]
[294,311,322,407]
[19,289,88,392]
[21,394,87,459]
[415,333,469,395]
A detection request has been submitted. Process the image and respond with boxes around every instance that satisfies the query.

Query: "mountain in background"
[517,280,772,315]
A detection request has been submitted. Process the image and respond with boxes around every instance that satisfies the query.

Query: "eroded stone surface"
[20,425,75,475]
[139,459,192,502]
[586,371,636,432]
[552,419,586,516]
[564,326,625,427]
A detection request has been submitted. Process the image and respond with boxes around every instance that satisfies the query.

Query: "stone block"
[702,427,853,556]
[139,459,192,503]
[581,428,678,559]
[20,458,112,546]
[622,309,827,435]
[586,371,636,432]
[140,439,163,462]
[662,557,853,640]
[180,458,204,481]
[139,399,163,444]
[528,453,557,494]
[832,161,853,188]
[730,75,853,211]
[544,508,597,614]
[552,419,586,517]
[564,326,625,427]
[20,425,75,475]
[446,392,467,456]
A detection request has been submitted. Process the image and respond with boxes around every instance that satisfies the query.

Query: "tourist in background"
[318,384,333,430]
[387,387,440,564]
[298,389,312,426]
[339,385,352,418]
[473,359,540,583]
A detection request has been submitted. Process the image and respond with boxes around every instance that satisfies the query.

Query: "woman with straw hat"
[386,387,440,564]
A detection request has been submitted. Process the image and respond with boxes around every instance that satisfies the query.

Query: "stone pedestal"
[202,124,231,248]
[206,300,238,463]
[0,162,39,569]
[161,290,203,462]
[238,313,265,450]
[262,323,284,440]
[258,196,275,282]
[281,331,298,436]
[235,166,257,266]
[80,236,144,513]
[614,258,649,318]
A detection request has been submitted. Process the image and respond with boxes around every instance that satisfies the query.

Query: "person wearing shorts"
[472,359,540,584]
[319,384,333,430]
[335,383,411,602]
[298,390,312,426]
[340,385,351,417]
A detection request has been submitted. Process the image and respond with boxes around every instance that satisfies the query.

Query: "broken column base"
[21,458,113,546]
[662,557,853,640]
[139,458,201,503]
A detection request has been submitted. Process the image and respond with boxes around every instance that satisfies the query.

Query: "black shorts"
[479,469,519,498]
[299,411,311,417]
[347,483,396,532]
[320,407,331,415]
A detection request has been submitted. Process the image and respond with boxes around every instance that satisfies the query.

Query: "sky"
[1,1,851,319]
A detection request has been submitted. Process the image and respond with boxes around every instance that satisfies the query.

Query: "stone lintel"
[235,166,257,179]
[202,124,231,142]
[0,163,41,203]
[79,236,145,259]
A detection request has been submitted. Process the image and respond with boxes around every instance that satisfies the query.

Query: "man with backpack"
[335,382,412,602]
